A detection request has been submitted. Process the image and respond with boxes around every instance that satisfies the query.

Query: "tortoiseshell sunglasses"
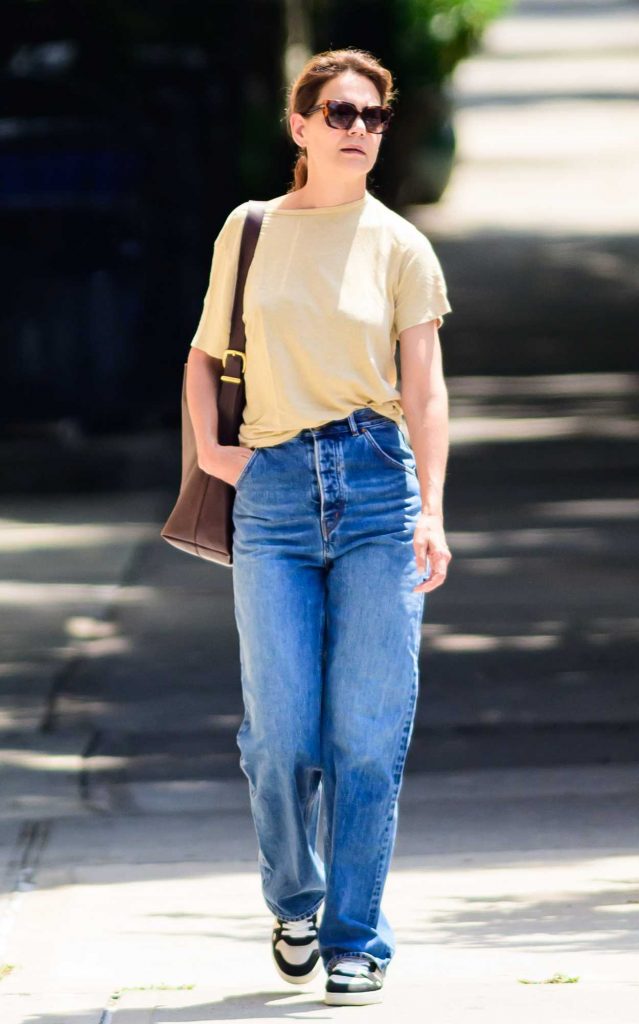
[303,99,393,134]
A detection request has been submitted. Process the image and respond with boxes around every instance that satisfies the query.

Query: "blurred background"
[1,0,515,432]
[1,1,638,1017]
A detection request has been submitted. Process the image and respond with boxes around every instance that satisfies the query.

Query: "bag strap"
[217,200,266,443]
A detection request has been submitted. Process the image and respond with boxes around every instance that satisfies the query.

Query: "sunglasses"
[303,99,393,135]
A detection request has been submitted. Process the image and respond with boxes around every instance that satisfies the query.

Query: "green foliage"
[395,0,512,83]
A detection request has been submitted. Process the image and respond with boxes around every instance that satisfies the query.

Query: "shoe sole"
[325,988,383,1005]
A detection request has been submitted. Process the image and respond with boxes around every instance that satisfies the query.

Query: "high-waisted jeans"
[231,406,427,975]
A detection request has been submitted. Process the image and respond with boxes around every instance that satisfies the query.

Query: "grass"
[109,984,196,1001]
[518,972,580,985]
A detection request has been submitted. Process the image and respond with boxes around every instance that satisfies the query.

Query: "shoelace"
[279,916,316,939]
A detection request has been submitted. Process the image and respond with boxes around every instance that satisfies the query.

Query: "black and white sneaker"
[324,955,385,1005]
[271,913,321,984]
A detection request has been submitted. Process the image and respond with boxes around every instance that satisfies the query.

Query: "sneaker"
[271,913,321,984]
[324,955,385,1005]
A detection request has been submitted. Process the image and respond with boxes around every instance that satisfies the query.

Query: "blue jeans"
[231,406,426,975]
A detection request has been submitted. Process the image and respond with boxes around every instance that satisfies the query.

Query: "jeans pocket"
[362,425,417,475]
[234,448,260,489]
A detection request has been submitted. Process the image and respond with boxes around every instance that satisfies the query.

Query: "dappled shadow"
[402,885,639,955]
[1,372,638,809]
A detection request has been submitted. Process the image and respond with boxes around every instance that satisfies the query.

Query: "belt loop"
[347,411,359,435]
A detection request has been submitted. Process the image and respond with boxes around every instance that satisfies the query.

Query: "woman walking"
[186,48,452,1006]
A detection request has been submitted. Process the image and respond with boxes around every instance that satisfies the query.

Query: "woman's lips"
[341,147,365,154]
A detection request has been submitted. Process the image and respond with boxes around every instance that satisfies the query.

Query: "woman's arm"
[186,347,253,487]
[398,319,452,592]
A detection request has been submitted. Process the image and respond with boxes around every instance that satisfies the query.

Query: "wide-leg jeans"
[231,406,427,975]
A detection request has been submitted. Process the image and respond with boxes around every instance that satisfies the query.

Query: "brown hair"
[284,47,397,193]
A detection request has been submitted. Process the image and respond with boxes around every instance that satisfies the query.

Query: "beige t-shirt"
[190,188,452,448]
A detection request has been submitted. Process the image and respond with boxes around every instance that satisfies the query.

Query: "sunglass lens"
[325,101,390,133]
[327,102,357,129]
[364,108,385,132]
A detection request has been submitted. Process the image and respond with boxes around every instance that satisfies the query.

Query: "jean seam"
[312,434,329,546]
[366,674,419,927]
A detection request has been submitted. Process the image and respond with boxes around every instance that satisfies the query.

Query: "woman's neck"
[284,182,367,210]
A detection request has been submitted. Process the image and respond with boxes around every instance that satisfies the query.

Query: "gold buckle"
[220,348,246,384]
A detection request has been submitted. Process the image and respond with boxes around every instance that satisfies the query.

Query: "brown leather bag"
[160,200,266,565]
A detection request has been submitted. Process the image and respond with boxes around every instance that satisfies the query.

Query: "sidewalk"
[1,765,638,1023]
[0,384,637,1021]
[1,389,637,813]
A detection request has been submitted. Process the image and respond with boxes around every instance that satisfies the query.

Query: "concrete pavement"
[1,765,638,1022]
[1,365,637,1021]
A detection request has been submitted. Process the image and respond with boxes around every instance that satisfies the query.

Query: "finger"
[412,569,446,593]
[414,551,431,576]
[414,553,429,574]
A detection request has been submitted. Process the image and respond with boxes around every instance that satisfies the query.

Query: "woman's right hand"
[197,442,254,488]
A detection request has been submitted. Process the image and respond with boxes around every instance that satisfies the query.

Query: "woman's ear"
[289,112,306,150]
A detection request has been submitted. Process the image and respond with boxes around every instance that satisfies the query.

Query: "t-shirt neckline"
[263,190,369,216]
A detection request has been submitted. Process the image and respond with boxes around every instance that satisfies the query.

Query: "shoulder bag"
[160,200,266,565]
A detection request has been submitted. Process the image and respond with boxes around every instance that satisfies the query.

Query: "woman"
[186,48,452,1006]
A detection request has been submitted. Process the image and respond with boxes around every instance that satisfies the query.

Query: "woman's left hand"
[412,513,452,593]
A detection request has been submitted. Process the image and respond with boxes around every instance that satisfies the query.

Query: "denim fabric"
[231,406,427,974]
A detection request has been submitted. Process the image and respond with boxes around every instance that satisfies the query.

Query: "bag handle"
[217,200,266,445]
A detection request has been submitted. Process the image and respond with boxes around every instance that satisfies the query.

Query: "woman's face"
[291,71,384,182]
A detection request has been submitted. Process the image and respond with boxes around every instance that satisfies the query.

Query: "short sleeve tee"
[190,188,452,448]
